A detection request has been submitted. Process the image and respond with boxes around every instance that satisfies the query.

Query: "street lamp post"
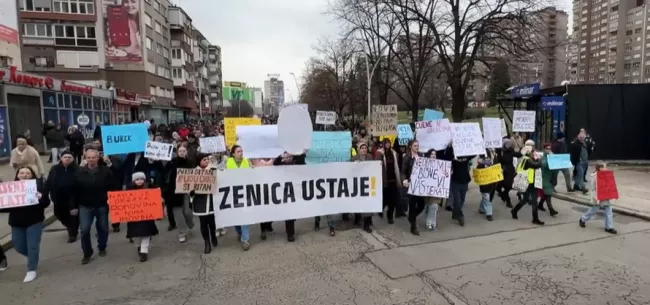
[364,54,381,119]
[289,72,302,103]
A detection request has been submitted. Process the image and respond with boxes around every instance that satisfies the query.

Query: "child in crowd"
[477,149,497,221]
[579,162,617,234]
[126,172,159,262]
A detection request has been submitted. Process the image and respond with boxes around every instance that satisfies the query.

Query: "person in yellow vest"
[510,146,545,225]
[225,145,252,251]
[189,154,219,254]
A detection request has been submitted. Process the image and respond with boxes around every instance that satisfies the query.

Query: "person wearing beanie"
[191,153,220,253]
[126,172,159,262]
[524,139,535,147]
[46,150,80,243]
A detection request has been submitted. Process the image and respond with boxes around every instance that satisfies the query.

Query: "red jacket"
[178,128,190,139]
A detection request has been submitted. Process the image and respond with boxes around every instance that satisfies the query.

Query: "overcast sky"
[181,0,339,103]
[179,0,572,102]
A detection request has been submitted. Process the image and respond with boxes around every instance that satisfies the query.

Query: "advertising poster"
[0,0,18,44]
[103,0,143,62]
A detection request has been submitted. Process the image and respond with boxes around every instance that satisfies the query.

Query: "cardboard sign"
[315,111,336,125]
[224,117,262,147]
[407,158,451,198]
[596,170,619,201]
[107,188,163,223]
[199,136,227,154]
[482,118,502,148]
[397,124,414,146]
[306,131,352,164]
[0,180,39,209]
[144,141,173,161]
[451,122,486,157]
[101,123,150,155]
[547,154,572,170]
[415,119,452,152]
[472,164,504,185]
[512,110,536,132]
[175,168,217,194]
[371,105,398,136]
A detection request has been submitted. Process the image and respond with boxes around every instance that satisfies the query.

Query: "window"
[146,37,152,50]
[145,14,152,27]
[20,0,52,12]
[172,48,181,59]
[53,0,94,15]
[163,47,169,58]
[172,68,182,78]
[154,0,160,11]
[162,27,168,39]
[155,22,161,34]
[156,43,162,54]
[22,23,53,38]
[53,25,97,47]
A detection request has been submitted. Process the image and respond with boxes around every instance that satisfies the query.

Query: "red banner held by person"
[596,170,619,201]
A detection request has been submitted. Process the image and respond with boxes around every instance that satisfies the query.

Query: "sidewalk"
[552,165,650,220]
[0,156,55,251]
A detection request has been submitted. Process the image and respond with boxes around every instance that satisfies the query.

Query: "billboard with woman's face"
[103,0,143,62]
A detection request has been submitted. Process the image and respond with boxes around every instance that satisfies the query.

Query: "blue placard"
[547,154,572,170]
[397,124,413,146]
[423,109,444,121]
[101,123,149,155]
[306,131,352,164]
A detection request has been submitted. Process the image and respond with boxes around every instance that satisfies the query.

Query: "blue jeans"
[235,225,250,242]
[79,206,109,257]
[581,201,614,229]
[315,216,335,228]
[424,199,439,229]
[574,162,588,190]
[450,182,469,221]
[11,222,44,271]
[479,193,493,216]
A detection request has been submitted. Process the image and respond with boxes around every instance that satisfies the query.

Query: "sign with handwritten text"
[315,111,337,125]
[175,168,217,194]
[482,118,502,148]
[199,136,227,154]
[224,117,262,147]
[450,122,485,157]
[415,119,452,152]
[101,123,149,155]
[407,158,451,198]
[108,188,163,223]
[472,164,504,185]
[512,110,536,132]
[371,105,397,136]
[306,131,352,164]
[397,124,414,146]
[144,141,173,161]
[0,180,38,209]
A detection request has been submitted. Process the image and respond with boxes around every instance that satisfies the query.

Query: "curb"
[0,211,58,252]
[552,193,650,221]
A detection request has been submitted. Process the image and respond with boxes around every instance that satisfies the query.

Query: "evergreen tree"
[487,59,511,107]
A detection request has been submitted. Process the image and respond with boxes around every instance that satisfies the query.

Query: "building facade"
[1,0,21,69]
[168,6,197,117]
[207,44,222,111]
[192,25,210,118]
[263,75,284,115]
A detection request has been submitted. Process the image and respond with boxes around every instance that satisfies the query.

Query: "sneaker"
[579,219,586,228]
[486,215,493,221]
[217,228,227,236]
[241,241,250,251]
[139,253,148,262]
[81,256,92,265]
[98,250,107,257]
[329,227,336,236]
[532,219,545,226]
[0,257,7,271]
[605,228,618,234]
[179,235,187,243]
[425,223,433,231]
[23,271,37,283]
[287,235,296,242]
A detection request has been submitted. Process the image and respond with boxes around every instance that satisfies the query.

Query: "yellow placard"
[224,117,261,147]
[379,135,397,146]
[472,164,504,186]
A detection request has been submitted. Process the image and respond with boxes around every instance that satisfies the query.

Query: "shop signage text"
[0,66,96,96]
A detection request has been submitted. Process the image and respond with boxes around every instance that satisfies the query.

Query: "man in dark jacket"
[551,132,573,192]
[66,126,85,165]
[71,149,118,264]
[569,133,589,193]
[46,123,66,163]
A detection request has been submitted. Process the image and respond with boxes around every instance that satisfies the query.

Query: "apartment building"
[168,5,198,116]
[192,26,210,117]
[570,0,650,84]
[263,75,284,115]
[0,0,21,69]
[207,44,222,111]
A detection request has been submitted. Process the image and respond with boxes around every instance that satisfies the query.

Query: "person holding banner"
[164,146,195,235]
[497,139,521,208]
[351,142,375,233]
[537,144,559,217]
[476,150,498,221]
[579,162,617,234]
[269,152,307,241]
[401,140,425,235]
[1,166,49,283]
[225,146,252,250]
[190,154,219,254]
[125,172,159,262]
[376,138,401,224]
[448,149,474,227]
[510,146,545,226]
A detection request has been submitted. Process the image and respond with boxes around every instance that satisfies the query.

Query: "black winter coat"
[190,165,217,215]
[499,148,522,188]
[47,162,78,210]
[125,184,159,238]
[67,131,85,152]
[71,165,118,209]
[163,157,193,208]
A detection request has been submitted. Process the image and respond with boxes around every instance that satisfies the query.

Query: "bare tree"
[381,0,554,122]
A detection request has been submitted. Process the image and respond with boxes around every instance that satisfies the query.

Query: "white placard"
[450,122,486,157]
[482,118,502,148]
[501,119,508,137]
[199,136,226,154]
[512,110,536,132]
[280,103,309,112]
[415,119,452,152]
[315,111,337,125]
[534,168,542,189]
[0,180,39,209]
[144,141,173,161]
[278,104,313,155]
[371,105,398,136]
[214,161,383,227]
[407,158,451,198]
[236,125,285,159]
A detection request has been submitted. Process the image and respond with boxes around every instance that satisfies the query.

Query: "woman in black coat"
[189,154,218,254]
[46,151,79,243]
[164,146,194,232]
[126,172,159,262]
[498,138,522,208]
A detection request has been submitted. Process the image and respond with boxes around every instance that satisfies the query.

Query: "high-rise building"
[263,74,284,115]
[250,87,263,115]
[192,25,210,117]
[569,0,650,84]
[0,0,21,69]
[207,44,222,111]
[168,5,197,116]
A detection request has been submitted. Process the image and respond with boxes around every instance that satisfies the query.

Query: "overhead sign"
[0,66,111,97]
[511,83,540,99]
[541,96,565,111]
[77,114,90,126]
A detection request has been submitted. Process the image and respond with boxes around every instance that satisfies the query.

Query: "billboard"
[103,0,143,62]
[223,81,252,101]
[0,0,18,44]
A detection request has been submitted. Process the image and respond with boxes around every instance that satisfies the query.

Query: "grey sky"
[181,0,340,102]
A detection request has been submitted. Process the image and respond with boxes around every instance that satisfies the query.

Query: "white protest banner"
[0,180,39,209]
[315,111,336,125]
[144,141,173,161]
[371,105,398,136]
[214,161,383,227]
[415,119,452,152]
[451,122,486,157]
[512,110,536,132]
[236,125,285,159]
[199,136,226,154]
[482,118,503,148]
[407,158,451,198]
[280,103,308,112]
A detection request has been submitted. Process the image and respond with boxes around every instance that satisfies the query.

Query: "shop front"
[0,66,113,153]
